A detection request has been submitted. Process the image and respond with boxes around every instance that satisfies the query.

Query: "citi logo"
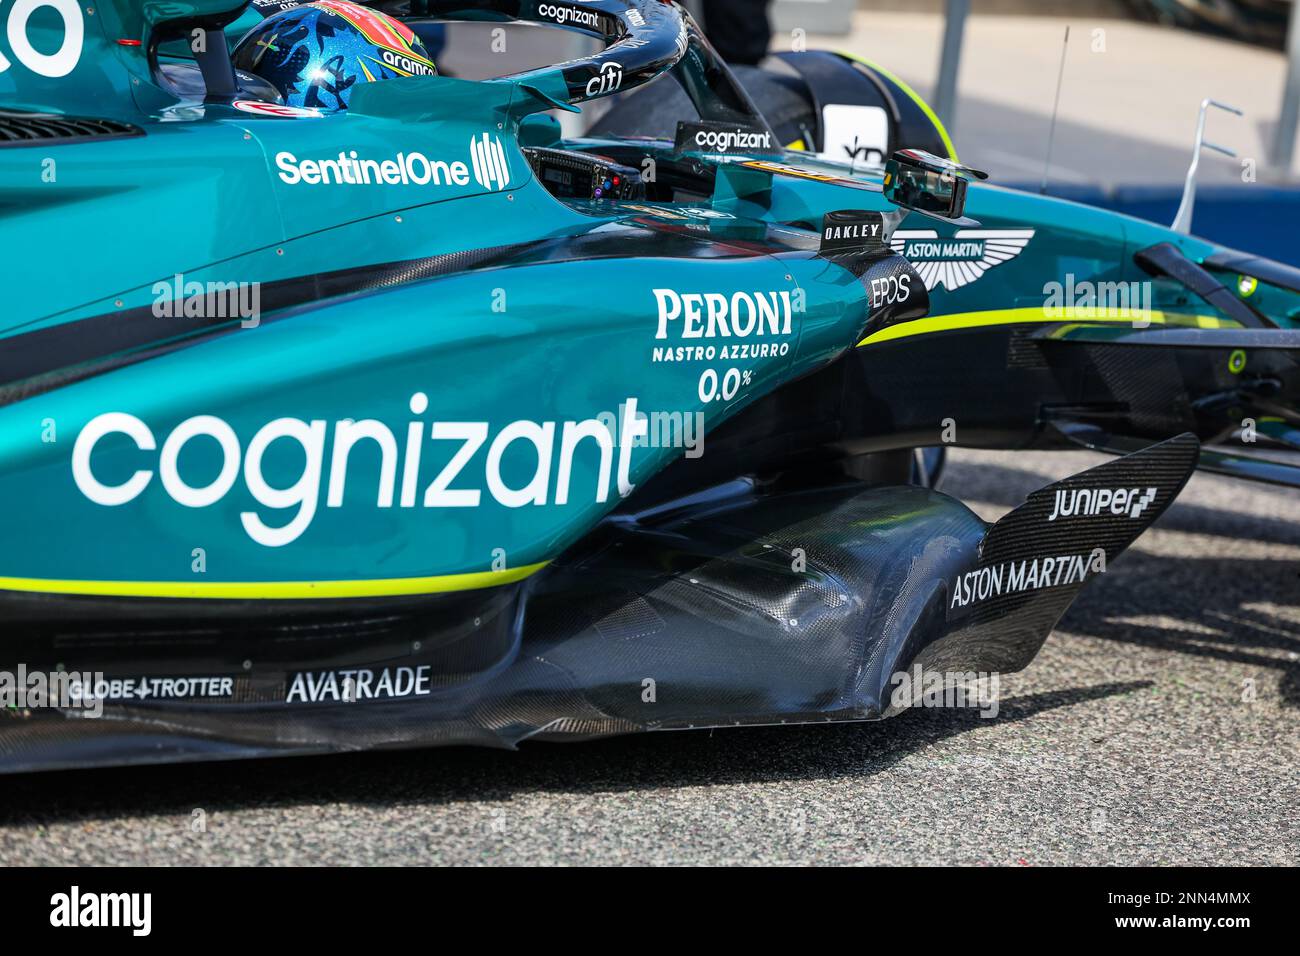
[468,133,510,191]
[1047,486,1158,522]
[586,61,623,96]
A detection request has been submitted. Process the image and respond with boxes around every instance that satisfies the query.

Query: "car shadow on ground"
[943,458,1300,704]
[0,680,1148,828]
[2,457,1292,831]
[1064,550,1300,706]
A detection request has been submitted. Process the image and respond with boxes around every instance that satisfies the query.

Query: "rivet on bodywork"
[394,215,402,223]
[114,300,122,307]
[276,248,284,256]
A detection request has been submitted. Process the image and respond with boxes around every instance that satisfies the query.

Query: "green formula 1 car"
[0,0,1292,772]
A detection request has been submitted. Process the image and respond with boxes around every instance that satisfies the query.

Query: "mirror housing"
[883,149,987,225]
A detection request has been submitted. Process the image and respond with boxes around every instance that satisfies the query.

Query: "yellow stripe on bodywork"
[836,52,959,163]
[857,307,1236,348]
[0,561,548,600]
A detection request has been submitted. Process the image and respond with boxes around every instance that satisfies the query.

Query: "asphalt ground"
[2,9,1295,868]
[1,448,1295,866]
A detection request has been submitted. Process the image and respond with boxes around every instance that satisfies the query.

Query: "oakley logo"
[469,133,510,191]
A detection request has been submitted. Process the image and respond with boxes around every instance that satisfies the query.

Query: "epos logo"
[0,0,83,78]
[868,274,911,309]
[468,133,510,191]
[586,61,623,96]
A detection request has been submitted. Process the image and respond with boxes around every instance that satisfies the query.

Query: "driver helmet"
[232,0,437,112]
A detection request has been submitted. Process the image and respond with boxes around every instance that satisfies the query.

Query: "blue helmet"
[232,1,437,112]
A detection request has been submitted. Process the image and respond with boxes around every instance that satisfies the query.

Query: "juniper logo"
[469,133,510,191]
[1047,486,1157,522]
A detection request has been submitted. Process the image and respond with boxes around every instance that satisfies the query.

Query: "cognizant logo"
[693,129,773,153]
[538,2,600,28]
[71,396,648,547]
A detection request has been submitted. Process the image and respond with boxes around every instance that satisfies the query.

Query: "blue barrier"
[1003,183,1300,266]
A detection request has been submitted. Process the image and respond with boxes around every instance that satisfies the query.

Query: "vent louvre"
[0,110,143,147]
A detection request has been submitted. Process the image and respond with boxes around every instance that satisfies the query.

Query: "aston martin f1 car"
[0,0,1287,772]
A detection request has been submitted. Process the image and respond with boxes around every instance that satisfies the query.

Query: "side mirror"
[883,149,987,224]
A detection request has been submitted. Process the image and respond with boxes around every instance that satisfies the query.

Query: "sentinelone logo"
[276,135,509,191]
[50,886,150,936]
[468,132,510,191]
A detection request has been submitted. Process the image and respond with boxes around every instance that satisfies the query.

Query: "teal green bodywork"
[1,0,1294,593]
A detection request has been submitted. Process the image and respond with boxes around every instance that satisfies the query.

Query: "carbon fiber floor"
[0,449,1295,865]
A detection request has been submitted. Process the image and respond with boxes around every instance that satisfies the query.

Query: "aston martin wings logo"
[889,229,1035,292]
